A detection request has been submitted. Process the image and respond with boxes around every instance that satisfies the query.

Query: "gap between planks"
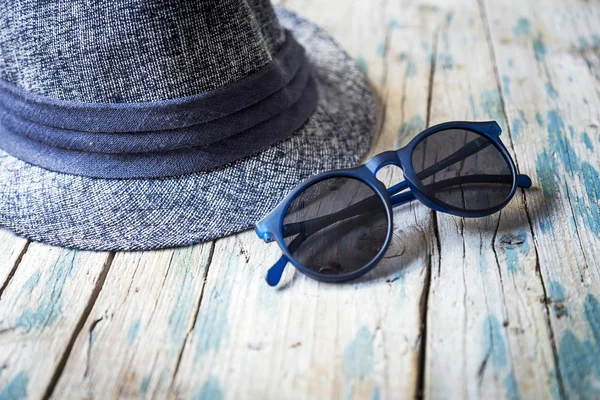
[476,0,567,397]
[42,252,116,399]
[0,241,30,302]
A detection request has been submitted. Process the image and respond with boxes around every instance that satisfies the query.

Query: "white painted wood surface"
[0,244,111,399]
[0,0,599,399]
[0,231,28,291]
[422,1,558,399]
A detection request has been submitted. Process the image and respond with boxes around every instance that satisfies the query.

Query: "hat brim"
[0,7,376,251]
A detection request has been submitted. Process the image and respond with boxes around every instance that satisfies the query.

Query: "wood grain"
[0,244,111,399]
[484,0,600,398]
[0,231,28,292]
[423,0,557,398]
[170,1,437,397]
[0,0,598,399]
[50,244,213,399]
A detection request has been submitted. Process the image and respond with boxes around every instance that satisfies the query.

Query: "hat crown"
[0,0,285,103]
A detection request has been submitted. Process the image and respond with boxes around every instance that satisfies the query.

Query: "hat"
[0,0,375,250]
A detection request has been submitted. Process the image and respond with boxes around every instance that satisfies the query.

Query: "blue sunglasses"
[255,121,532,286]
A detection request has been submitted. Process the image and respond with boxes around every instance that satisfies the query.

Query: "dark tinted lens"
[411,129,513,211]
[282,177,388,276]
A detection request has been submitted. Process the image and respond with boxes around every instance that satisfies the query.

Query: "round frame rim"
[400,126,518,218]
[274,168,394,283]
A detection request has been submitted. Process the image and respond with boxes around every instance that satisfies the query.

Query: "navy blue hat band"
[0,30,305,133]
[0,32,319,178]
[0,55,312,154]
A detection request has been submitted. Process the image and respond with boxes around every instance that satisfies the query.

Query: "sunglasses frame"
[255,120,528,284]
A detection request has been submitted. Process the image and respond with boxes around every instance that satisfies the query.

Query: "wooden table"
[1,0,599,398]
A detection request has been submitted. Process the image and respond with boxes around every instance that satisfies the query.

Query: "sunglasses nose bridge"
[365,150,402,175]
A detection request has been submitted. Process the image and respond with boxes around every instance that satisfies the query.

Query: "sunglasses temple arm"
[265,234,305,286]
[517,174,533,188]
[266,255,289,286]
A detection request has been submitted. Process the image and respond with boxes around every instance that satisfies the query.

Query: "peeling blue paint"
[505,373,521,400]
[398,51,407,61]
[15,251,77,331]
[372,387,381,400]
[128,319,140,343]
[547,281,566,302]
[0,371,28,400]
[584,294,600,347]
[547,110,564,142]
[445,11,453,25]
[552,295,600,399]
[502,231,530,273]
[539,218,552,234]
[194,377,223,400]
[169,254,201,344]
[139,376,150,394]
[343,326,377,399]
[558,330,600,398]
[343,326,375,379]
[479,253,488,272]
[356,57,368,74]
[539,110,600,238]
[406,60,417,77]
[482,315,507,368]
[376,42,386,57]
[545,82,559,98]
[547,281,568,318]
[535,147,559,206]
[195,288,229,356]
[421,40,429,51]
[548,370,562,400]
[508,58,514,68]
[533,37,547,62]
[502,75,511,96]
[398,115,425,142]
[513,17,531,37]
[535,112,544,127]
[578,37,590,50]
[576,161,600,237]
[481,316,524,397]
[480,90,503,120]
[438,53,454,69]
[581,132,593,151]
[512,117,524,139]
[22,271,41,294]
[469,95,478,119]
[388,19,402,30]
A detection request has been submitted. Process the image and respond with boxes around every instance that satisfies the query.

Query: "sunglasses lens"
[283,177,388,277]
[411,129,513,211]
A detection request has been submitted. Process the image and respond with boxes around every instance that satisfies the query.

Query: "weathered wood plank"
[484,0,600,398]
[0,243,112,399]
[0,1,597,399]
[50,244,213,399]
[169,0,439,398]
[0,231,28,291]
[423,0,559,398]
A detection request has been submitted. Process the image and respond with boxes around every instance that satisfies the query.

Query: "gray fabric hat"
[0,0,375,251]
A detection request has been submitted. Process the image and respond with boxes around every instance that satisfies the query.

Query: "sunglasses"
[255,121,532,286]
